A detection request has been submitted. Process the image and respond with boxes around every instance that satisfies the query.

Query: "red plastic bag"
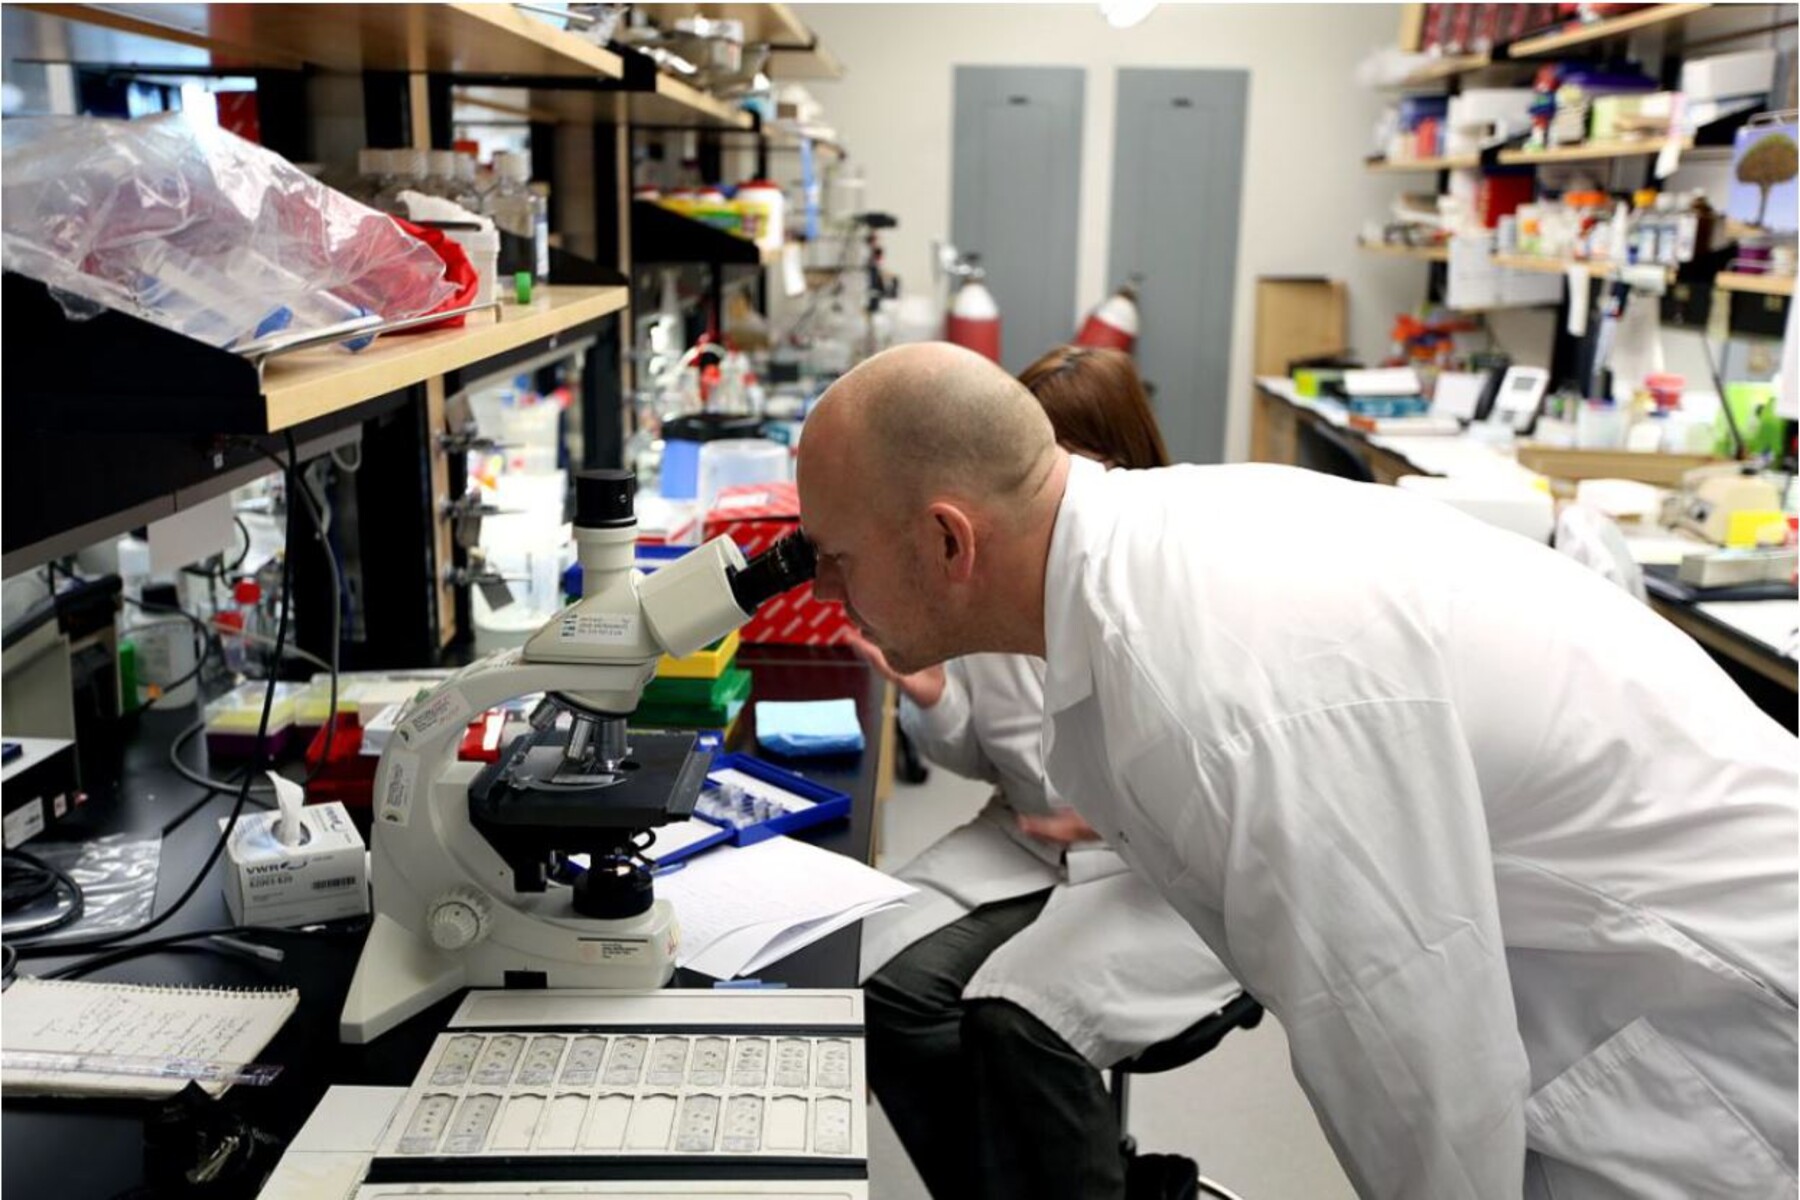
[388,216,482,333]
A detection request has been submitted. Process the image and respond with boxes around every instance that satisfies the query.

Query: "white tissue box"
[222,802,369,928]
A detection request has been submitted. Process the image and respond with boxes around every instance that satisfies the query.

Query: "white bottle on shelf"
[374,148,428,214]
[424,149,461,200]
[452,153,485,211]
[485,152,550,282]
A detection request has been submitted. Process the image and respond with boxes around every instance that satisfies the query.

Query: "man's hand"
[1017,811,1103,846]
[845,630,947,708]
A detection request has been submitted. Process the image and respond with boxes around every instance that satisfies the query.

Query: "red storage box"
[703,482,854,646]
[1477,172,1536,228]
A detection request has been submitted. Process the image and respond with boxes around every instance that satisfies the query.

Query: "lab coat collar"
[1041,454,1106,717]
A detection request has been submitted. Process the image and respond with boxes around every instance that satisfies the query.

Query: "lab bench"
[0,644,888,1199]
[1252,378,1797,711]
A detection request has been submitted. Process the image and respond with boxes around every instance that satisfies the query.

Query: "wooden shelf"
[1393,52,1491,86]
[1366,154,1480,172]
[452,71,753,130]
[1715,272,1796,297]
[765,130,846,159]
[638,71,754,128]
[1506,3,1710,56]
[261,285,628,431]
[768,40,845,81]
[621,4,841,79]
[1359,241,1450,263]
[635,3,810,46]
[23,2,623,77]
[1490,254,1674,281]
[1498,137,1692,165]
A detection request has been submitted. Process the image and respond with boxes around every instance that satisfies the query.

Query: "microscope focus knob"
[427,890,492,951]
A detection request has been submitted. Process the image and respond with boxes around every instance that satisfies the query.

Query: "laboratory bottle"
[134,582,200,709]
[115,535,153,606]
[233,579,265,674]
[374,148,428,214]
[349,148,389,204]
[486,152,550,282]
[423,149,460,200]
[451,153,484,211]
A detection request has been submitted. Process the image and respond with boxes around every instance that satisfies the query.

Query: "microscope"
[340,470,816,1044]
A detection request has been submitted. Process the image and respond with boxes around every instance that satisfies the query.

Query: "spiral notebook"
[1,976,299,1098]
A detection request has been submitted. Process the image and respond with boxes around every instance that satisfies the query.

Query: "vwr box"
[222,801,370,928]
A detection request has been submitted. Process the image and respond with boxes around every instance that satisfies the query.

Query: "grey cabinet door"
[951,66,1085,375]
[1108,69,1248,464]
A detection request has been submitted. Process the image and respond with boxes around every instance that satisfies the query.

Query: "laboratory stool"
[1110,992,1265,1200]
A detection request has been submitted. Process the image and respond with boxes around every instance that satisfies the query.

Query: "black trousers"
[864,890,1127,1200]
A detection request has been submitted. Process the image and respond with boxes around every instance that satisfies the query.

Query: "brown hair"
[1017,346,1171,469]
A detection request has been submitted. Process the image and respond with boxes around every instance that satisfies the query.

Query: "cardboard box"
[703,482,854,646]
[223,801,369,928]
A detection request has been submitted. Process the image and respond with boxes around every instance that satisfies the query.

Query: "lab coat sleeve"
[1121,697,1529,1200]
[897,660,999,784]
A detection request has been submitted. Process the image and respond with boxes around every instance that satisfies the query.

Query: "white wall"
[801,2,1421,459]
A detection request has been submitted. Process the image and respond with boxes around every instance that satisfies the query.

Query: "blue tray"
[652,753,852,868]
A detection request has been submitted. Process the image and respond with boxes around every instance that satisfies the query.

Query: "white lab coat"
[859,652,1241,1067]
[1040,455,1797,1200]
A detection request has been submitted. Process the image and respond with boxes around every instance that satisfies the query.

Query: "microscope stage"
[469,727,710,858]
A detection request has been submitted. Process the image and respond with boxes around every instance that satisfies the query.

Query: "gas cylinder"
[945,261,1001,363]
[1075,279,1140,353]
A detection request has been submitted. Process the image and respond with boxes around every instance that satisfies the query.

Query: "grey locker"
[1107,69,1249,464]
[951,66,1085,375]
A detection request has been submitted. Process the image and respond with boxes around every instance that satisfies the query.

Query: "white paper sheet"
[654,837,913,977]
[1696,600,1800,660]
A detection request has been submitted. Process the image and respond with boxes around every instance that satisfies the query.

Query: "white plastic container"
[698,438,789,514]
[498,401,563,475]
[736,179,786,251]
[399,192,499,309]
[450,224,500,307]
[1576,402,1629,450]
[1680,48,1777,101]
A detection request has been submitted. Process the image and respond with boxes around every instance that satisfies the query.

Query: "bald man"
[797,343,1797,1200]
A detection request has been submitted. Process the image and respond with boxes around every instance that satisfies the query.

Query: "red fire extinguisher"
[1075,277,1141,354]
[945,256,1002,364]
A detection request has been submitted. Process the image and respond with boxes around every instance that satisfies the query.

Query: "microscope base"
[340,912,467,1045]
[340,902,682,1044]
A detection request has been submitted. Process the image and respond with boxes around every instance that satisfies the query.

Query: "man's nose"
[812,563,844,603]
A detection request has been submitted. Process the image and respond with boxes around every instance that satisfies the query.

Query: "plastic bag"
[3,834,161,940]
[1,112,456,351]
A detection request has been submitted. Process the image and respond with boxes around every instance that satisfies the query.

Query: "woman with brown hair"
[852,345,1240,1200]
[1018,345,1170,470]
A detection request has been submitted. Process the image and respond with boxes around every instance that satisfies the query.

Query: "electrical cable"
[41,918,371,982]
[115,592,218,710]
[18,434,302,963]
[251,445,343,787]
[210,621,333,672]
[2,850,62,911]
[3,848,87,939]
[773,219,864,347]
[144,454,344,814]
[165,720,276,808]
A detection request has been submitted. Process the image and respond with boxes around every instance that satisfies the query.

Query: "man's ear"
[925,502,977,583]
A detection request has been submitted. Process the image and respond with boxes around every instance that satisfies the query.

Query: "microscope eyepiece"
[575,469,636,530]
[728,532,818,614]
